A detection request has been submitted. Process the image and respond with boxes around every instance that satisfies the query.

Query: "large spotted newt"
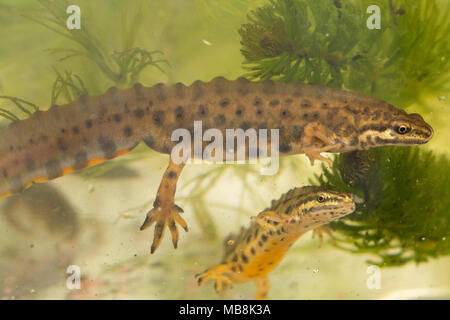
[195,186,356,299]
[0,77,433,253]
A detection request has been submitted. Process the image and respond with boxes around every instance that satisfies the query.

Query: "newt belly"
[196,186,356,299]
[0,77,433,253]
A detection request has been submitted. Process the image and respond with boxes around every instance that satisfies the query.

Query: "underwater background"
[0,0,449,299]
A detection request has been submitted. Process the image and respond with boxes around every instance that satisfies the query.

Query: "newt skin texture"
[0,77,433,253]
[196,186,356,299]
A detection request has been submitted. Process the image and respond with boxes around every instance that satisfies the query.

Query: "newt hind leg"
[140,160,187,254]
[195,264,234,293]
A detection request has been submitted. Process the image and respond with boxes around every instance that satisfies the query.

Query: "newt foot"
[195,267,233,293]
[140,204,188,254]
[312,225,336,248]
[304,149,333,167]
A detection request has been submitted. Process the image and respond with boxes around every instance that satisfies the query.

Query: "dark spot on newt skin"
[174,106,184,120]
[250,247,256,255]
[98,136,117,159]
[254,228,259,237]
[240,121,251,131]
[312,112,319,120]
[279,142,292,153]
[191,80,203,100]
[237,78,250,96]
[45,159,62,180]
[269,99,280,107]
[303,113,309,119]
[241,253,249,263]
[175,83,185,99]
[232,254,238,262]
[246,235,252,243]
[123,126,133,137]
[133,83,146,101]
[258,240,263,247]
[261,234,268,242]
[154,83,166,100]
[74,151,88,169]
[238,264,243,272]
[57,138,68,152]
[144,136,155,148]
[253,97,262,107]
[2,168,8,178]
[72,126,80,135]
[256,109,263,116]
[213,76,227,94]
[281,110,290,118]
[231,266,237,272]
[235,106,244,116]
[28,138,34,145]
[219,98,230,108]
[198,104,208,117]
[134,108,145,119]
[167,170,177,179]
[301,100,312,108]
[285,98,293,105]
[214,114,226,126]
[9,145,14,151]
[113,114,122,123]
[292,125,302,141]
[152,110,165,126]
[85,120,93,129]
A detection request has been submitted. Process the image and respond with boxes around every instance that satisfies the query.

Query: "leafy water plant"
[313,148,450,266]
[240,0,450,107]
[239,0,450,266]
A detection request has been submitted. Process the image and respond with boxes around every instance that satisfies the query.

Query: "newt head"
[261,186,356,231]
[388,112,434,145]
[357,111,434,149]
[296,187,356,225]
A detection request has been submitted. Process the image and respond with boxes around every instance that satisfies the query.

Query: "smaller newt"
[196,186,356,299]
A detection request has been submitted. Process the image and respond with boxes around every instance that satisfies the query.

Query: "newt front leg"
[140,159,187,253]
[301,122,337,166]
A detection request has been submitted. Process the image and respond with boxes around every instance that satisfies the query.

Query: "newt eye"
[395,123,411,134]
[317,194,326,202]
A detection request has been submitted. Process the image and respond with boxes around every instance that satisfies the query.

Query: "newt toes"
[140,203,188,254]
[196,186,356,299]
[0,77,433,253]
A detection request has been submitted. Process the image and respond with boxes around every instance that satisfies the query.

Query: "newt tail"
[196,186,356,299]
